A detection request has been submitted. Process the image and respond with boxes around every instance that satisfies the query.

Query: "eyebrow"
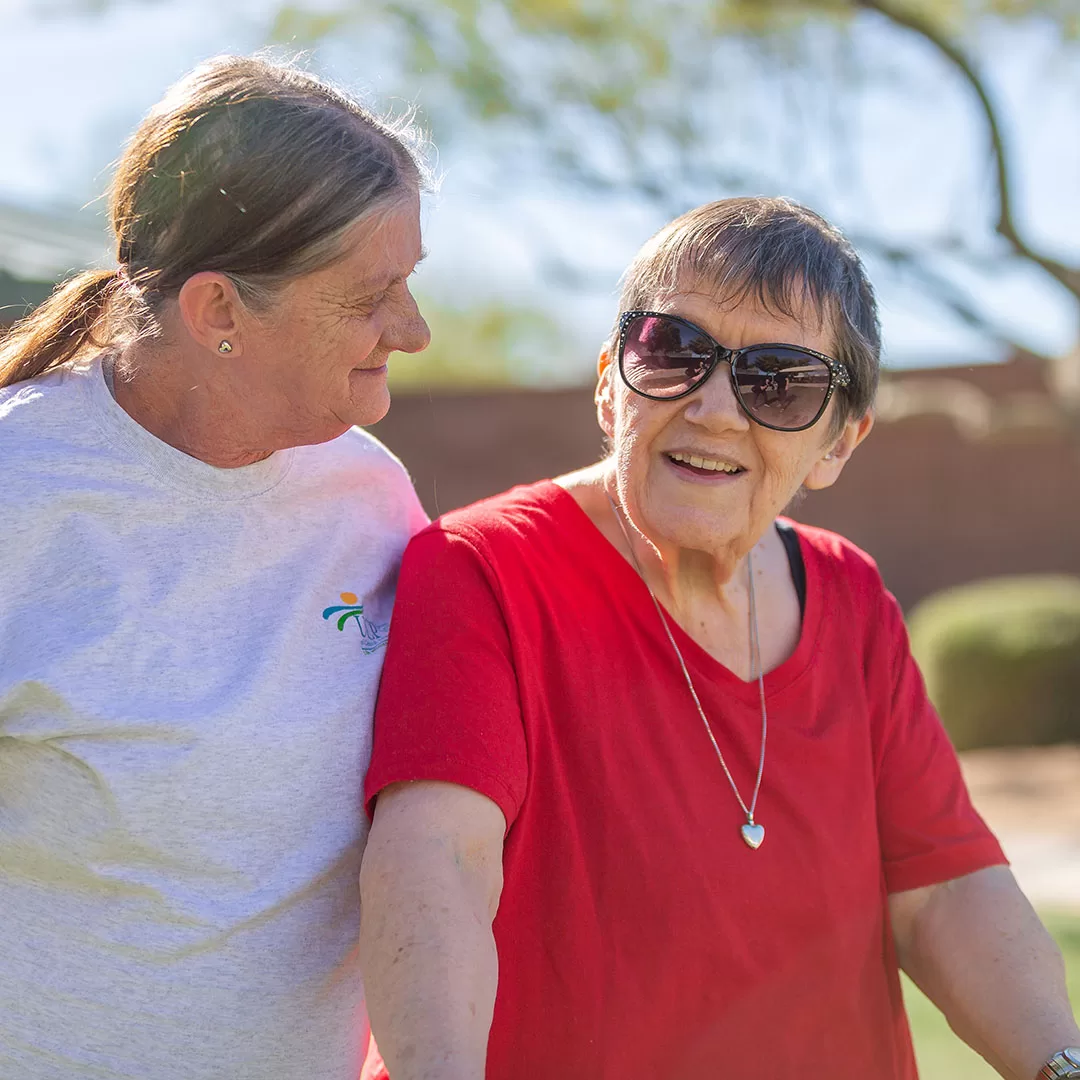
[357,247,428,294]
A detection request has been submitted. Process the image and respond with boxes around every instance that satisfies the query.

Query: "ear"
[176,272,245,355]
[803,408,875,491]
[595,343,616,439]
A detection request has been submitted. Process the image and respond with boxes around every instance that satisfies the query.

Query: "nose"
[682,357,750,432]
[386,287,431,355]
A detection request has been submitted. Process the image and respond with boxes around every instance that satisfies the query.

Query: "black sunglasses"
[616,310,851,432]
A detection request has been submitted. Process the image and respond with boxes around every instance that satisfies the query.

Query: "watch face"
[1063,1049,1080,1068]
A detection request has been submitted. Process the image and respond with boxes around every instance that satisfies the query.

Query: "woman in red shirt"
[360,197,1080,1080]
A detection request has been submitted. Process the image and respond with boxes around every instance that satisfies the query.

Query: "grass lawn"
[904,910,1080,1078]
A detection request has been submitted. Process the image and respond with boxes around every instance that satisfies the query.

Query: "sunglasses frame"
[615,309,852,433]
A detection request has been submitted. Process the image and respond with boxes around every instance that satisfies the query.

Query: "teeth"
[669,452,741,473]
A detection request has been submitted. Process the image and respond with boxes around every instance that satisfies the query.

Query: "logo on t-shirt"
[322,592,389,654]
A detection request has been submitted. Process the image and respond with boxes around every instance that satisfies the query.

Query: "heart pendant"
[741,822,765,850]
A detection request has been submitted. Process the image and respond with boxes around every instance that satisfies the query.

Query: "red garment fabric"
[365,480,1006,1080]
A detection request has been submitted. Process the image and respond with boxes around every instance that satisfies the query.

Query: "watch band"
[1039,1048,1080,1080]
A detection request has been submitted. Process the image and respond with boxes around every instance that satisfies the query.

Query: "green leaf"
[268,5,356,43]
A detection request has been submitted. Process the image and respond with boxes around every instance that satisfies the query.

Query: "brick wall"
[371,362,1080,611]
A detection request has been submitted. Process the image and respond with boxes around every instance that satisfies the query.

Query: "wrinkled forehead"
[614,273,839,360]
[333,194,424,283]
[659,270,836,339]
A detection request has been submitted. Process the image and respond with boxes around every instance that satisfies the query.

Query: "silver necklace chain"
[607,493,769,847]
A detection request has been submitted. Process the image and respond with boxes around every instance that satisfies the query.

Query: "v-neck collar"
[538,479,823,701]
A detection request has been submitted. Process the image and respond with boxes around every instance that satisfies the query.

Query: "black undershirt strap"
[775,521,807,621]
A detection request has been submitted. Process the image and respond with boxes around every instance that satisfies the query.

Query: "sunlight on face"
[605,290,843,560]
[240,193,430,443]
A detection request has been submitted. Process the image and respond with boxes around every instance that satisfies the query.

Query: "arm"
[890,865,1080,1079]
[359,780,506,1080]
[869,584,1075,1074]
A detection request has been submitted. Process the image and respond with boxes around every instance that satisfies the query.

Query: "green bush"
[908,576,1080,751]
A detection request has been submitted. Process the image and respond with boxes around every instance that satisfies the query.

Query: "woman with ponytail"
[0,268,125,387]
[0,55,430,1080]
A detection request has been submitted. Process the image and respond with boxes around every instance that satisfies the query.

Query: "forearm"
[359,786,504,1080]
[894,867,1080,1079]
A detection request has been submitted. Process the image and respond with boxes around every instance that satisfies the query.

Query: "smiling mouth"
[665,451,746,477]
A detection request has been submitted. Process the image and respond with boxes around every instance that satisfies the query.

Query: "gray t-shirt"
[0,356,428,1079]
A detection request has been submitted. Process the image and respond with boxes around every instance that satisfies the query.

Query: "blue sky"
[2,0,1077,381]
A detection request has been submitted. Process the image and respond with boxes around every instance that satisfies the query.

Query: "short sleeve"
[364,526,528,830]
[874,592,1007,894]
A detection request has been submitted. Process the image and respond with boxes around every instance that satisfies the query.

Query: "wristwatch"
[1039,1048,1080,1079]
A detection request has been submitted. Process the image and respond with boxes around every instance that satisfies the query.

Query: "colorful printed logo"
[322,592,390,655]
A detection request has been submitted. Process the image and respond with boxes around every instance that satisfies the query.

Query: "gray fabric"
[0,357,427,1079]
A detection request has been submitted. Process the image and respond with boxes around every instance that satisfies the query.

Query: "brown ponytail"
[0,54,426,393]
[0,269,131,390]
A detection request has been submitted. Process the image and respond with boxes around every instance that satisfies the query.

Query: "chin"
[636,493,746,554]
[346,383,392,428]
[655,515,736,554]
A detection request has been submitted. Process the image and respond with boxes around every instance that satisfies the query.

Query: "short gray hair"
[617,197,880,433]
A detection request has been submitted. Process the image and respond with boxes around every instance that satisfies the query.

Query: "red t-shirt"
[365,480,1006,1080]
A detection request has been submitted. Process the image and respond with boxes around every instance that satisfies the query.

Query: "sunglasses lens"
[621,315,713,398]
[733,346,832,430]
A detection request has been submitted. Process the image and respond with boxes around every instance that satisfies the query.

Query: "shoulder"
[783,519,881,582]
[326,424,414,476]
[419,479,567,552]
[398,480,570,592]
[0,364,101,484]
[0,382,40,440]
[299,425,426,524]
[786,520,914,674]
[783,518,901,622]
[391,482,580,635]
[0,363,84,434]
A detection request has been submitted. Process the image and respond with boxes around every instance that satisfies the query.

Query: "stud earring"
[218,340,233,354]
[824,453,834,461]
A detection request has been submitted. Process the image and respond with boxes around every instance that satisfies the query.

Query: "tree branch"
[852,233,1054,362]
[853,0,1080,300]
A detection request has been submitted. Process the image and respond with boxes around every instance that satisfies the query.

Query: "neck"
[600,472,754,624]
[557,462,800,681]
[111,341,276,468]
